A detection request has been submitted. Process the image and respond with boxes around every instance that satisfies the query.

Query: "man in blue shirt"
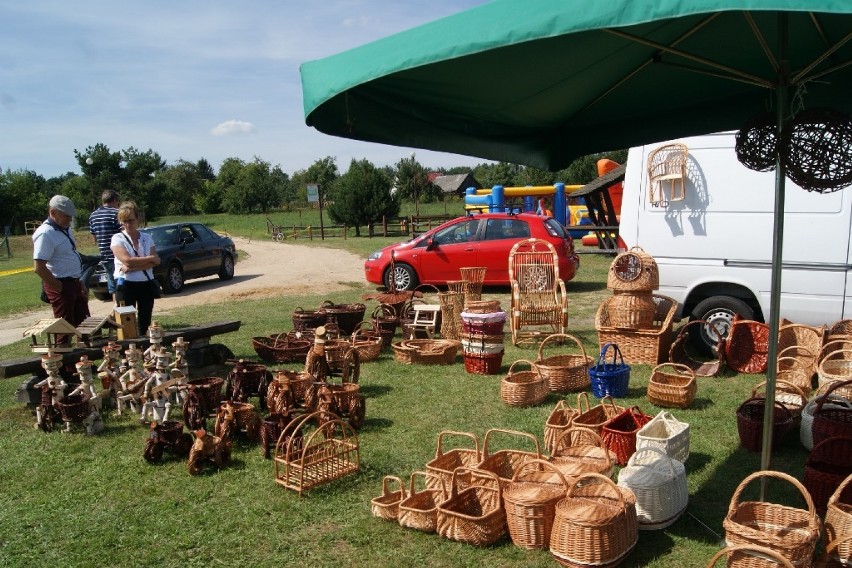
[33,195,90,329]
[88,189,121,299]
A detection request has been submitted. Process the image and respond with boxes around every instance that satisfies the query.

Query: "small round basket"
[350,322,383,362]
[501,360,548,408]
[58,393,90,422]
[186,377,225,412]
[534,334,592,393]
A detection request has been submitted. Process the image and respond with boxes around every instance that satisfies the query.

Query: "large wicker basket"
[722,470,821,568]
[503,458,569,550]
[501,360,549,407]
[403,339,460,365]
[572,392,624,435]
[252,334,312,364]
[736,398,794,453]
[606,246,659,292]
[534,334,592,393]
[320,300,366,336]
[549,473,638,568]
[596,294,677,365]
[350,322,384,362]
[804,436,852,516]
[669,319,725,377]
[607,291,657,329]
[291,306,327,332]
[726,316,770,374]
[600,405,653,467]
[616,447,688,530]
[425,431,481,492]
[800,389,852,451]
[398,471,447,533]
[436,468,507,546]
[474,428,543,489]
[811,379,852,448]
[646,363,696,409]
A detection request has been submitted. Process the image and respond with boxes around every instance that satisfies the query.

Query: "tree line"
[0,142,626,234]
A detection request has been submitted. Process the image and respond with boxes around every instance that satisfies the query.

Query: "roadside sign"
[306,183,319,203]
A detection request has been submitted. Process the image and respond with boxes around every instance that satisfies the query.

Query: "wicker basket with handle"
[800,386,852,451]
[812,379,852,448]
[474,428,542,489]
[706,545,795,568]
[549,472,638,568]
[503,458,569,550]
[825,474,852,567]
[350,321,383,362]
[646,363,696,409]
[616,447,688,530]
[501,360,549,407]
[371,475,407,521]
[397,471,447,533]
[722,470,821,568]
[425,431,481,492]
[668,319,725,377]
[436,467,507,546]
[549,426,616,480]
[750,379,807,419]
[572,392,624,435]
[635,410,690,463]
[600,405,653,467]
[544,399,578,455]
[606,246,659,292]
[726,316,770,374]
[534,333,592,393]
[804,436,852,516]
[736,398,794,453]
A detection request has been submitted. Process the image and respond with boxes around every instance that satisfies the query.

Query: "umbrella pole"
[760,13,790,489]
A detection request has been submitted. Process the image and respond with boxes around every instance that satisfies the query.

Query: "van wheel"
[690,296,754,356]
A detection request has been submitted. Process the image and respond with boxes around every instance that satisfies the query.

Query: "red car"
[364,212,579,291]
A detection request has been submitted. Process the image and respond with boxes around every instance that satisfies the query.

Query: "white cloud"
[210,120,256,136]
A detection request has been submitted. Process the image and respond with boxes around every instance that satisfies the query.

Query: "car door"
[177,224,211,276]
[418,217,481,283]
[478,217,531,283]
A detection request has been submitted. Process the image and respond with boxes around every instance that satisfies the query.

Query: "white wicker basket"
[635,411,690,463]
[617,447,688,530]
[800,394,852,450]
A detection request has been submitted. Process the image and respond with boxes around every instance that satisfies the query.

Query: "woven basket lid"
[606,247,659,292]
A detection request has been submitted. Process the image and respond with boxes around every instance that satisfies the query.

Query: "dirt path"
[0,237,366,347]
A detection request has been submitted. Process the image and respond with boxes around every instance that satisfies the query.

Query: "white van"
[619,131,852,352]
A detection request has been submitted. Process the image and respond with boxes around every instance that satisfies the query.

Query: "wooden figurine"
[97,341,122,408]
[34,351,66,431]
[187,429,231,475]
[116,357,146,416]
[143,321,164,364]
[140,350,173,424]
[170,336,190,378]
[69,355,104,435]
[181,388,208,432]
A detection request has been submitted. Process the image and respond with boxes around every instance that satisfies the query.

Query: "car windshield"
[143,226,180,248]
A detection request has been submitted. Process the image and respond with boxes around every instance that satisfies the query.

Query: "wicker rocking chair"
[508,238,568,346]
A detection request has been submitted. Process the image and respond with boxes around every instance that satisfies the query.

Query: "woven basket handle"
[705,544,795,568]
[814,379,852,414]
[379,475,406,500]
[408,470,446,500]
[627,446,676,477]
[751,379,806,401]
[777,344,815,361]
[777,356,808,372]
[576,391,591,414]
[481,428,541,461]
[818,535,852,565]
[828,472,852,511]
[596,342,624,367]
[320,300,336,309]
[434,430,480,459]
[726,470,817,519]
[818,340,852,361]
[450,466,500,499]
[601,395,619,414]
[294,306,307,314]
[507,359,540,378]
[553,427,611,470]
[537,333,587,361]
[567,472,624,506]
[511,458,570,491]
[651,362,694,379]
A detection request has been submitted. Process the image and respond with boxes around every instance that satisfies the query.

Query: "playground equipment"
[464,183,579,225]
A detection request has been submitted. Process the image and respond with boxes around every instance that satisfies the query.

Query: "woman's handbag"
[147,273,163,299]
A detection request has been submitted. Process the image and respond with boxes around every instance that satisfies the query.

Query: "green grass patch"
[0,241,811,567]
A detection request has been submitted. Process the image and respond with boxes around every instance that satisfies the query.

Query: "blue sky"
[0,1,490,178]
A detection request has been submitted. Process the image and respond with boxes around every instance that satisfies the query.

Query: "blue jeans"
[102,259,117,294]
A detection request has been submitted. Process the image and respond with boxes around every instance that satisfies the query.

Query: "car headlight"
[368,250,383,261]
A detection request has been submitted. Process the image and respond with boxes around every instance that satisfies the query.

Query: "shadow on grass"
[361,417,393,432]
[360,384,392,398]
[689,397,716,410]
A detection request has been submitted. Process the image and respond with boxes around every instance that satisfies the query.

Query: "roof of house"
[433,173,480,194]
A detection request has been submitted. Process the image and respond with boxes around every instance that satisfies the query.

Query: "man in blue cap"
[32,195,91,330]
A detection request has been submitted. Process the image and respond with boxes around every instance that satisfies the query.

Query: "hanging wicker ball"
[780,107,852,193]
[735,112,778,172]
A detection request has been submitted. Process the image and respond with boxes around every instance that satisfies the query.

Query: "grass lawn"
[0,215,816,567]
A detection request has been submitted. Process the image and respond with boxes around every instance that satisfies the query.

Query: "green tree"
[305,156,339,204]
[327,158,398,236]
[475,161,521,188]
[0,169,48,233]
[215,158,245,214]
[516,166,555,187]
[160,160,204,216]
[556,150,628,185]
[394,154,439,215]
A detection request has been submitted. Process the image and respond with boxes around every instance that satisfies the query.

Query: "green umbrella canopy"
[301,0,852,170]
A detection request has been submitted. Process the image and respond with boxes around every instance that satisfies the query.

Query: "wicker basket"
[706,545,796,568]
[596,294,677,365]
[186,377,225,414]
[804,436,852,516]
[501,360,549,408]
[425,431,481,492]
[549,473,638,568]
[778,346,816,394]
[544,400,579,455]
[617,447,688,530]
[291,306,327,332]
[320,300,366,336]
[463,351,504,375]
[601,406,653,467]
[549,426,616,480]
[819,340,852,364]
[812,379,852,448]
[459,266,487,304]
[722,470,821,568]
[647,363,696,409]
[350,322,384,362]
[572,392,624,435]
[606,246,659,292]
[801,392,852,451]
[398,471,447,533]
[607,291,657,329]
[438,291,465,341]
[503,459,569,550]
[403,339,460,365]
[669,320,725,377]
[636,411,691,463]
[371,475,407,521]
[464,299,502,314]
[726,316,770,374]
[58,393,90,422]
[779,321,826,379]
[535,334,592,393]
[736,398,794,453]
[251,334,311,364]
[474,428,543,489]
[589,343,631,399]
[435,468,507,546]
[819,353,852,390]
[270,369,313,408]
[825,474,852,567]
[751,380,807,418]
[391,341,416,364]
[814,536,852,568]
[371,304,399,348]
[460,310,507,335]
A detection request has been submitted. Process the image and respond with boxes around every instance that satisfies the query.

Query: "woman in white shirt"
[111,201,160,336]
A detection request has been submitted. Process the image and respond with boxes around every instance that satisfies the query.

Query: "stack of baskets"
[461,301,506,375]
[596,247,677,365]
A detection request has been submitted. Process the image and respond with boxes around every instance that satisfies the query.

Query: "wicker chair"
[508,238,568,346]
[647,143,688,206]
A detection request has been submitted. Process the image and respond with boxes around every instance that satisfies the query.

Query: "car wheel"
[218,254,235,280]
[163,262,185,293]
[690,295,754,356]
[385,263,418,292]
